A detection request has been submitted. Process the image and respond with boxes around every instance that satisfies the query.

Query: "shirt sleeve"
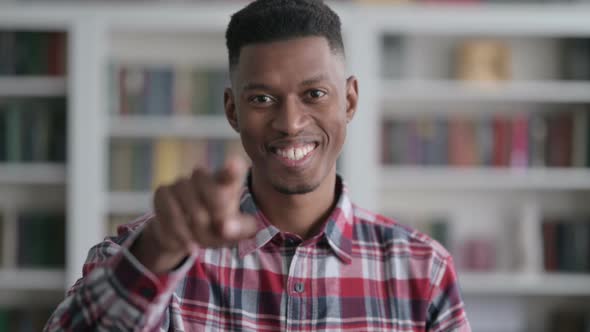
[43,214,196,332]
[426,256,472,332]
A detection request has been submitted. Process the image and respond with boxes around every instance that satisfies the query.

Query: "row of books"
[550,310,590,332]
[110,138,247,191]
[0,31,67,76]
[543,218,590,273]
[17,212,66,268]
[382,37,590,80]
[381,109,589,167]
[405,217,498,271]
[110,66,228,116]
[0,99,67,163]
[0,309,52,332]
[0,211,65,268]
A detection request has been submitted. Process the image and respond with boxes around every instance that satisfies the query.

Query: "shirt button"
[294,282,305,293]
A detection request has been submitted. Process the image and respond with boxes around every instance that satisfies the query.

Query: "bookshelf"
[1,2,589,331]
[109,115,237,139]
[382,80,590,103]
[380,167,590,190]
[0,77,67,97]
[0,164,65,185]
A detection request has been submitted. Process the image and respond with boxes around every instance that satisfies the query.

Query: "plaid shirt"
[45,176,470,332]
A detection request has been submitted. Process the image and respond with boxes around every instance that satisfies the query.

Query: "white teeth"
[275,144,315,161]
[295,149,304,160]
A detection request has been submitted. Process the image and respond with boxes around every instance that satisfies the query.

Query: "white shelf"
[109,115,238,139]
[381,80,590,104]
[108,191,152,215]
[0,77,67,97]
[0,269,65,291]
[364,4,590,36]
[0,164,66,185]
[460,272,590,296]
[380,167,590,190]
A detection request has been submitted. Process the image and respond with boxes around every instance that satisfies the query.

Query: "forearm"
[44,219,195,331]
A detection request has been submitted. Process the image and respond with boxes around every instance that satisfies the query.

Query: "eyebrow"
[299,74,329,87]
[241,73,330,92]
[241,82,273,91]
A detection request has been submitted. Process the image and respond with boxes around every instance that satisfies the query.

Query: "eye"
[249,95,274,104]
[306,89,327,99]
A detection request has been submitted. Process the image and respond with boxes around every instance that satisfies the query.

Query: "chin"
[272,179,321,195]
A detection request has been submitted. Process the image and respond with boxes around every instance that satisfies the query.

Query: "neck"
[250,169,337,239]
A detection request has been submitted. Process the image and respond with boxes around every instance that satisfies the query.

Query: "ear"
[224,87,240,133]
[345,76,359,123]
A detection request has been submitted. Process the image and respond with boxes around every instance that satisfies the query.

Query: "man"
[45,0,470,331]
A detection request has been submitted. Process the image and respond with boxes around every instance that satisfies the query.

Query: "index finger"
[214,156,249,195]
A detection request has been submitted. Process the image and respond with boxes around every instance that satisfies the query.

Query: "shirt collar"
[237,174,354,264]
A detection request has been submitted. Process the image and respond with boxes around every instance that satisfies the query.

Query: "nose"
[270,96,309,136]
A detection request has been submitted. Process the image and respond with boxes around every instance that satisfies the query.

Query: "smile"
[270,143,318,166]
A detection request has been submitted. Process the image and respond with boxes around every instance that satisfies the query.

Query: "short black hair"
[225,0,345,72]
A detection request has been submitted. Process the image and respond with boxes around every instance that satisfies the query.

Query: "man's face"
[225,36,358,195]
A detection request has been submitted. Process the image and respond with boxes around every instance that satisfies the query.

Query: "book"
[17,211,65,268]
[145,68,174,115]
[0,105,6,161]
[0,212,3,267]
[32,102,52,161]
[174,66,195,115]
[542,221,559,271]
[547,112,573,167]
[449,116,478,166]
[381,35,404,79]
[572,221,590,272]
[5,100,23,162]
[122,66,147,115]
[47,99,67,162]
[0,31,64,75]
[381,120,394,164]
[152,138,183,188]
[110,140,135,191]
[0,309,14,332]
[0,32,16,75]
[192,70,210,115]
[510,113,529,168]
[492,115,512,167]
[206,70,229,115]
[458,237,496,271]
[562,38,590,80]
[47,32,67,76]
[456,39,511,83]
[132,140,153,191]
[550,310,589,332]
[572,107,589,168]
[529,113,548,167]
[20,104,36,162]
[476,116,493,166]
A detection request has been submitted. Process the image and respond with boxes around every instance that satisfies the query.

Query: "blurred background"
[1,0,590,331]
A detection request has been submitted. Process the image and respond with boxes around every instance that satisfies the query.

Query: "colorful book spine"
[380,108,589,169]
[152,138,183,188]
[547,113,573,167]
[0,31,66,75]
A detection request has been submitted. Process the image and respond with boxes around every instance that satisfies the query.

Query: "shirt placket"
[285,245,309,332]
